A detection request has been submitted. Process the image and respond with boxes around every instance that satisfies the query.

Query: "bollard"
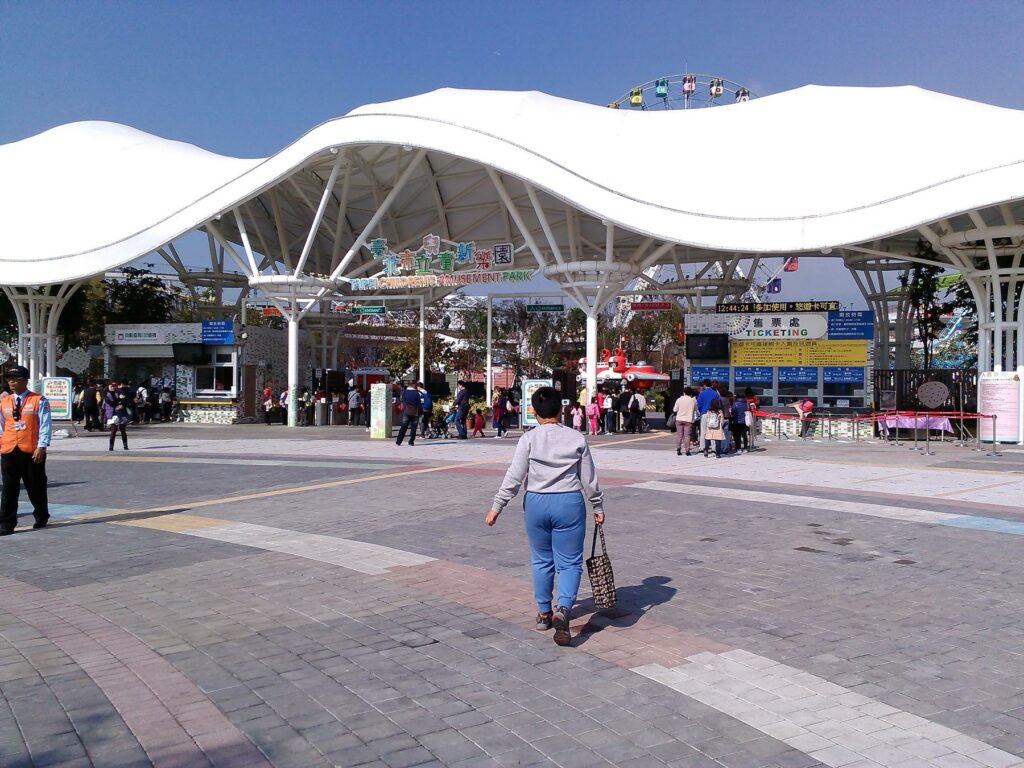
[923,415,934,456]
[827,413,833,441]
[988,415,1001,457]
[910,413,920,451]
[854,418,860,442]
[974,415,983,452]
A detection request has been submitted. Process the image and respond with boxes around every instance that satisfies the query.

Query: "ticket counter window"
[822,384,864,408]
[822,368,865,408]
[195,348,236,396]
[739,382,773,407]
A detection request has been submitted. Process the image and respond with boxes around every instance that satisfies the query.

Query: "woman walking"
[486,386,604,647]
[673,386,698,456]
[703,398,726,458]
[103,382,130,451]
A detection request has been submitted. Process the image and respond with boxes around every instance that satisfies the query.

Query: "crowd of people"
[671,378,757,458]
[73,380,180,451]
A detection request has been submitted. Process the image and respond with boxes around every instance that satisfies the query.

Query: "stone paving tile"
[4,437,1024,767]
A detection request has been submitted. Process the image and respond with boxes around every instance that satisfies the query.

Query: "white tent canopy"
[5,85,1024,285]
[3,83,1024,432]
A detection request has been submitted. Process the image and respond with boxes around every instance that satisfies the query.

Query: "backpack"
[705,411,721,430]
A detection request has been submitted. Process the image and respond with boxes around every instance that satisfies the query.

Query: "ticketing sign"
[690,365,730,383]
[823,366,865,384]
[778,366,818,383]
[733,366,773,383]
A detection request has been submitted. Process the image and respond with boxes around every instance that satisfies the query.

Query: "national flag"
[783,256,799,272]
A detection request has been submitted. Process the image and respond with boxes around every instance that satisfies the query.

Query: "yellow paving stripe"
[112,514,227,532]
[48,460,490,527]
[592,433,667,448]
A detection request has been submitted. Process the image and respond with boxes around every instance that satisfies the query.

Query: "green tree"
[103,267,182,325]
[899,242,953,370]
[379,344,416,379]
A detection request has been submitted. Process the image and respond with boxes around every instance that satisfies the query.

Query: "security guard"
[0,365,52,535]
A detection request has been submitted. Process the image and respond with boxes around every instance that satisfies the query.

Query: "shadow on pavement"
[573,575,677,646]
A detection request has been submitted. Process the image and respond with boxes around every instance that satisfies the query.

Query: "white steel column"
[586,313,598,401]
[418,296,426,384]
[287,307,300,428]
[485,296,493,409]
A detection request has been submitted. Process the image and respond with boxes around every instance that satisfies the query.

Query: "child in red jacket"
[471,409,486,437]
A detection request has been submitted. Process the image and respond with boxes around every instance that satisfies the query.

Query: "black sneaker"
[552,606,571,647]
[32,521,48,530]
[535,612,553,631]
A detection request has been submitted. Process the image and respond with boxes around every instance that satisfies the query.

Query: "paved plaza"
[2,425,1024,768]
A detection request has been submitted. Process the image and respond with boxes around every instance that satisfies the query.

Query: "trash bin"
[314,402,327,427]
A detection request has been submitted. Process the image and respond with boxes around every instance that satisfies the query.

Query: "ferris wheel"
[608,74,755,110]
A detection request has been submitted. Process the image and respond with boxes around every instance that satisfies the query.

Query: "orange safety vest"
[1,391,42,454]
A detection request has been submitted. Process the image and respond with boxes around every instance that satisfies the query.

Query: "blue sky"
[4,0,1023,304]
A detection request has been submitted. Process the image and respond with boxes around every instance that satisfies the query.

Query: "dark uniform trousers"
[0,448,48,532]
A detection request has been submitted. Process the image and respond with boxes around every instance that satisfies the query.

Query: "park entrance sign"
[348,235,531,291]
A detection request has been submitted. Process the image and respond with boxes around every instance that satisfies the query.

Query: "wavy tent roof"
[3,84,1024,286]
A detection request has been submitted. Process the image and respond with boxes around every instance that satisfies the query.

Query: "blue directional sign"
[823,366,865,384]
[733,366,773,383]
[201,319,234,345]
[691,365,730,384]
[778,366,818,383]
[827,311,874,339]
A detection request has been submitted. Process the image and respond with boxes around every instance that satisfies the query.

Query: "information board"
[731,339,867,366]
[827,311,874,340]
[521,379,553,427]
[369,382,392,439]
[716,301,840,313]
[823,366,866,384]
[690,366,730,383]
[526,304,563,313]
[40,377,73,420]
[778,367,818,383]
[733,366,773,383]
[201,319,234,344]
[978,371,1022,443]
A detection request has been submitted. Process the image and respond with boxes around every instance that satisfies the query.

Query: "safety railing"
[750,409,1002,457]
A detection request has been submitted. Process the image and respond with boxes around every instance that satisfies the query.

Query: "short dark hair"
[531,386,562,419]
[702,378,712,387]
[683,386,695,397]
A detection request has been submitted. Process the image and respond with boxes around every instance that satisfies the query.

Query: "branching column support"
[3,282,83,384]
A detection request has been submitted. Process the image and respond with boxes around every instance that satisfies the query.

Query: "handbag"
[666,411,676,430]
[586,523,617,609]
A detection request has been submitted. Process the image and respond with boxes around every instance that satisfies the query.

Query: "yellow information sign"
[730,339,867,366]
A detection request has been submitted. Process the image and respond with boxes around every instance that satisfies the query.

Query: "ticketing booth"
[684,303,874,437]
[105,322,307,424]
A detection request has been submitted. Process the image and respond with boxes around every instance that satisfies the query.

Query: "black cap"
[4,365,29,380]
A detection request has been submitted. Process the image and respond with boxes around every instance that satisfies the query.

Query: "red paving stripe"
[383,559,729,668]
[0,575,271,768]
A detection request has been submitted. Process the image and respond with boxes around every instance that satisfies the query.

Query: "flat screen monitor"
[172,343,207,364]
[686,333,729,360]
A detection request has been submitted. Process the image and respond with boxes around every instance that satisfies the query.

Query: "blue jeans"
[524,491,586,613]
[455,409,468,438]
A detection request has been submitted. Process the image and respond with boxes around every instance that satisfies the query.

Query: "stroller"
[427,411,452,439]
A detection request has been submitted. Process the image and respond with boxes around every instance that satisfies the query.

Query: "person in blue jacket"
[395,381,422,446]
[453,381,470,440]
[417,382,433,438]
